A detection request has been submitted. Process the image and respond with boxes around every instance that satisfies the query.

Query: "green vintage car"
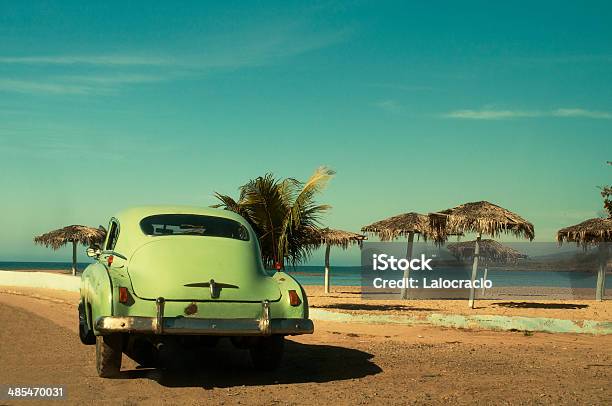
[79,206,313,377]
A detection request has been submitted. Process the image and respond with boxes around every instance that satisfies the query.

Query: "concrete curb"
[310,309,612,335]
[0,270,80,292]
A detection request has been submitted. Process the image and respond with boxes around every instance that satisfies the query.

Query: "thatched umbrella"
[430,201,534,308]
[310,228,366,294]
[447,239,528,264]
[557,217,612,301]
[447,239,527,296]
[361,212,435,299]
[34,225,106,276]
[557,218,612,247]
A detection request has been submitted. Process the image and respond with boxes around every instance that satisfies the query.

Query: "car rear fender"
[80,262,114,333]
[272,271,309,319]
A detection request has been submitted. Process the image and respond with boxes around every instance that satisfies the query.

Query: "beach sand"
[305,286,612,321]
[0,286,610,405]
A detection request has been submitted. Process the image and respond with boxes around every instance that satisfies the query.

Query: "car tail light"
[288,290,301,306]
[119,287,129,304]
[107,255,114,267]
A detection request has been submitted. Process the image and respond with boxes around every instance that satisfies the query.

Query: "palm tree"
[214,166,335,269]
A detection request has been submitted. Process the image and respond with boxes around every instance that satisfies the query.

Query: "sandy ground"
[305,286,612,321]
[0,287,610,405]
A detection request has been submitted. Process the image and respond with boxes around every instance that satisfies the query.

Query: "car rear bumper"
[94,298,313,336]
[95,316,314,336]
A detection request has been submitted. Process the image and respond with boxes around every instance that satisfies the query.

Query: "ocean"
[0,262,609,289]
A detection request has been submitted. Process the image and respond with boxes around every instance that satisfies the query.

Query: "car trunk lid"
[127,238,280,302]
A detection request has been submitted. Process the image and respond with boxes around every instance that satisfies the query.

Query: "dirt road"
[0,288,610,405]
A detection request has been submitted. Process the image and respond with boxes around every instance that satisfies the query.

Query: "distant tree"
[214,167,334,269]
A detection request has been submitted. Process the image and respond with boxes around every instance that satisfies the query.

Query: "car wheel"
[96,334,122,378]
[78,302,95,345]
[249,335,285,371]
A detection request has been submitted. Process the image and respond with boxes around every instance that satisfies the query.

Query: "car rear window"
[140,214,249,241]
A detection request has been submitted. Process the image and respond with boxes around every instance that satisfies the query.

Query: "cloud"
[444,108,612,120]
[62,73,167,85]
[0,79,95,95]
[374,100,404,114]
[0,55,176,66]
[445,109,540,119]
[0,127,176,162]
[369,83,434,92]
[0,74,173,95]
[0,57,182,94]
[187,23,352,69]
[0,20,351,96]
[551,108,612,119]
[0,25,350,70]
[511,54,612,66]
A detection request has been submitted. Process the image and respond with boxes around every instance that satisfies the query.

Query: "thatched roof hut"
[361,212,438,299]
[557,217,611,301]
[429,201,534,308]
[556,161,611,301]
[307,227,366,294]
[557,218,612,247]
[34,225,106,250]
[447,239,527,264]
[313,227,366,249]
[34,225,106,275]
[361,212,433,241]
[429,201,535,241]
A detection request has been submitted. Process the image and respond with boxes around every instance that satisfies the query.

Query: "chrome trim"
[94,316,313,336]
[103,217,121,251]
[100,250,128,260]
[183,280,239,298]
[259,300,271,335]
[154,297,165,334]
[210,279,217,298]
[184,281,239,289]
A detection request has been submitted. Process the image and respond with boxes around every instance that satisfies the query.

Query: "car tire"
[96,334,122,378]
[78,302,95,345]
[249,335,285,371]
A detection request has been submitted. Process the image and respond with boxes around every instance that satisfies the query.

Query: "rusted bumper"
[95,316,313,336]
[94,299,313,336]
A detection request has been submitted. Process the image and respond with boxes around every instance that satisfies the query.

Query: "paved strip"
[310,309,612,334]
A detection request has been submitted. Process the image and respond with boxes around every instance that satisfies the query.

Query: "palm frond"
[212,167,335,269]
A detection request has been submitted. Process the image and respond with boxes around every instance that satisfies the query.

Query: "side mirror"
[86,247,100,258]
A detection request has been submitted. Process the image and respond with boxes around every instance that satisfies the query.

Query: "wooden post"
[468,234,481,308]
[596,244,606,301]
[401,232,415,300]
[71,240,77,276]
[482,265,488,297]
[324,243,331,294]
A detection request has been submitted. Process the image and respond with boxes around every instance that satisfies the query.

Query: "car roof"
[109,205,255,255]
[114,205,246,224]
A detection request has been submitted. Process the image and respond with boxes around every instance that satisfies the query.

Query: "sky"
[0,1,611,265]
